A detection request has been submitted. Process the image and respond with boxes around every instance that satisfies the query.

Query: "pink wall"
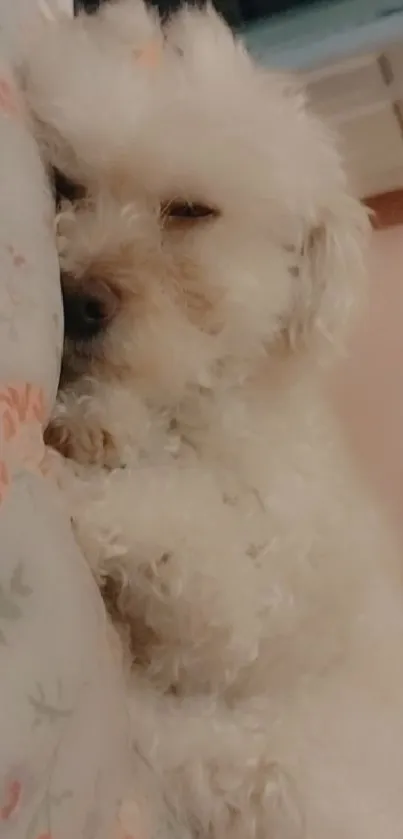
[331,226,403,531]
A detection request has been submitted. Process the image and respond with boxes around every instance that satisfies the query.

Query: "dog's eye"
[162,200,218,221]
[62,278,120,342]
[52,167,86,207]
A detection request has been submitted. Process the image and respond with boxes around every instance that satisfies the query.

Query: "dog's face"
[24,0,369,404]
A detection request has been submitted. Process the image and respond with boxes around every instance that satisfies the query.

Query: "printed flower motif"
[2,405,16,441]
[0,778,22,820]
[6,244,27,269]
[0,384,46,426]
[0,384,47,506]
[0,78,20,119]
[0,459,9,504]
[114,820,136,839]
[115,800,143,839]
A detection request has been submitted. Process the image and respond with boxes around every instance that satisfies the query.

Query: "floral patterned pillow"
[0,3,133,838]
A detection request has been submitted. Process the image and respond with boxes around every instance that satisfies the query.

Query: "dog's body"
[22,2,403,836]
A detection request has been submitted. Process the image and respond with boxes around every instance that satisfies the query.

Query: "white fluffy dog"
[22,2,403,837]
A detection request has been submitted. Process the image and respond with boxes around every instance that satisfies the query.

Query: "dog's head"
[24,0,369,403]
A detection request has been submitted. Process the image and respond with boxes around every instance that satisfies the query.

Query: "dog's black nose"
[62,276,120,342]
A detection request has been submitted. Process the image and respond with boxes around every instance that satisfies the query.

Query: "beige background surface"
[332,226,403,534]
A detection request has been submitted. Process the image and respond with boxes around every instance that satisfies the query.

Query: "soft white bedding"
[0,1,134,836]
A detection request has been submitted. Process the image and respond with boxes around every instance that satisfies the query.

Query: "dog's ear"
[285,195,370,355]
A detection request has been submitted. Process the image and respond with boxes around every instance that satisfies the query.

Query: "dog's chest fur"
[50,374,403,839]
[71,378,373,701]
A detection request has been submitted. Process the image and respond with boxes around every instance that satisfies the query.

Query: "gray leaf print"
[10,561,32,597]
[25,810,41,839]
[28,682,72,726]
[0,585,21,620]
[51,789,73,805]
[0,311,18,341]
[83,807,102,839]
[0,562,32,643]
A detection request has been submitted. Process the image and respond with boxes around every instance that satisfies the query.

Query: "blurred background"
[78,0,403,533]
[144,0,403,202]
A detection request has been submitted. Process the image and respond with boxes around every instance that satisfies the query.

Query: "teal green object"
[242,0,403,69]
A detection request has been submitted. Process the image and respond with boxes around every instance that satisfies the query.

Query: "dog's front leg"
[75,463,263,696]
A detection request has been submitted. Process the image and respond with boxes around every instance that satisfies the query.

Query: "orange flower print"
[6,244,27,269]
[0,384,47,506]
[0,459,9,505]
[0,778,22,820]
[114,822,136,839]
[0,384,46,429]
[13,254,26,268]
[2,406,16,441]
[0,78,20,119]
[115,803,141,839]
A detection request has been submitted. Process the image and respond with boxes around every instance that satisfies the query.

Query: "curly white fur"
[21,3,403,837]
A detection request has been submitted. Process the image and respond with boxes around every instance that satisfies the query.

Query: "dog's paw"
[44,416,119,468]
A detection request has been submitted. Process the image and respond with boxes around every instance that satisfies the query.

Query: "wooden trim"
[364,189,403,230]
